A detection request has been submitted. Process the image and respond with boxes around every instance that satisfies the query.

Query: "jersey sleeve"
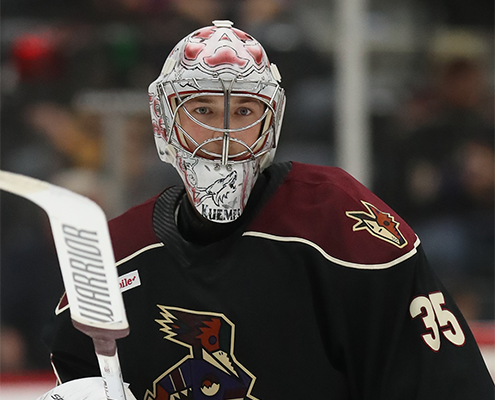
[315,246,494,399]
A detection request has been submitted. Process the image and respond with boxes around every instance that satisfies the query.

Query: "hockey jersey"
[49,161,494,399]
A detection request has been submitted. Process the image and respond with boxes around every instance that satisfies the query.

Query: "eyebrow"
[187,97,215,104]
[188,96,263,106]
[234,97,263,106]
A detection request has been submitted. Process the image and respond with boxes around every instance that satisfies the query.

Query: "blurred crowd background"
[1,0,493,373]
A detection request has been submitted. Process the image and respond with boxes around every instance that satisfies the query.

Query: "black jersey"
[49,162,494,399]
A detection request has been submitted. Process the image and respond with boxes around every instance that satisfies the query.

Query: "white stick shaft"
[97,352,127,400]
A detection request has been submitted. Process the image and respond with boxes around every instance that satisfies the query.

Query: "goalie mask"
[148,20,285,223]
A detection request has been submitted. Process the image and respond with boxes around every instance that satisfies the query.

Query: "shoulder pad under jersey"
[108,194,162,264]
[246,162,418,268]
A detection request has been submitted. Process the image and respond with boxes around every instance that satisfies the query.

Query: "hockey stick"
[0,170,129,400]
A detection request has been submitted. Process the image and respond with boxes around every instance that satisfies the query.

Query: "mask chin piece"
[174,153,260,223]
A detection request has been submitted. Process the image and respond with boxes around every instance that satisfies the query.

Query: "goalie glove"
[35,377,137,400]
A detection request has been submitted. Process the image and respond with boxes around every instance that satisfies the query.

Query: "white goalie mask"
[148,20,285,223]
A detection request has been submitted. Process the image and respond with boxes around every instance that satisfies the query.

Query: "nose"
[211,116,228,135]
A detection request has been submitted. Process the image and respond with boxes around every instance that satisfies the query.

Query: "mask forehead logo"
[346,201,407,248]
[182,25,266,76]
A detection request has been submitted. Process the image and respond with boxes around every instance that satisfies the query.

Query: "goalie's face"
[176,94,267,162]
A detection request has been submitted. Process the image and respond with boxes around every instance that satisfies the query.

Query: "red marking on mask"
[184,43,205,61]
[232,28,253,42]
[204,47,248,68]
[193,27,216,40]
[246,45,263,65]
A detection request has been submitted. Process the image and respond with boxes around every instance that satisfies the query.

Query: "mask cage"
[156,77,283,165]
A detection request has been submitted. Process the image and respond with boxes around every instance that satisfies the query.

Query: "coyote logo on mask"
[196,170,238,207]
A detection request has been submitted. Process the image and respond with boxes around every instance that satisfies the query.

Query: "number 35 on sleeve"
[410,291,466,352]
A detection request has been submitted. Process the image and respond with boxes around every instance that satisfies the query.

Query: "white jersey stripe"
[242,231,421,270]
[115,243,164,267]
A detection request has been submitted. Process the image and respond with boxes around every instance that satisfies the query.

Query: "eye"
[195,106,210,115]
[237,107,252,116]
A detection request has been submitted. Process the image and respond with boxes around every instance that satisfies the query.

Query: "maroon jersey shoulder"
[248,162,417,266]
[108,193,162,264]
